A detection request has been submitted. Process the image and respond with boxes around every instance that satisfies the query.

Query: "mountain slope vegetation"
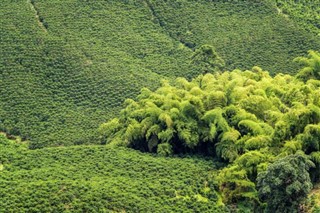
[0,0,319,148]
[0,135,226,212]
[146,0,319,72]
[273,0,320,36]
[1,1,320,211]
[100,51,320,211]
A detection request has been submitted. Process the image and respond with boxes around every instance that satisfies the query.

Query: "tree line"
[99,50,320,211]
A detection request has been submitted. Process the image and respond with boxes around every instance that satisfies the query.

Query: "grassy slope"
[0,136,226,212]
[0,0,319,148]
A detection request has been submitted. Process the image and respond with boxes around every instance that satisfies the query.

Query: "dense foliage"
[0,135,227,212]
[295,50,320,82]
[0,0,190,148]
[273,0,320,36]
[257,152,314,213]
[147,0,320,73]
[100,51,320,210]
[1,0,320,212]
[1,0,319,148]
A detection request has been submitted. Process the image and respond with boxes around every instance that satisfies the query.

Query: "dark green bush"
[257,152,314,212]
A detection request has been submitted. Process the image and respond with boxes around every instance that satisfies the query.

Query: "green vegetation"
[1,0,319,148]
[100,51,320,210]
[306,184,320,212]
[0,135,227,212]
[257,152,314,213]
[0,0,190,148]
[295,50,320,82]
[273,0,320,36]
[147,0,320,73]
[1,0,320,212]
[191,44,225,74]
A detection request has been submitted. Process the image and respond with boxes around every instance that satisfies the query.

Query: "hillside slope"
[272,0,320,36]
[0,136,225,212]
[0,0,319,148]
[146,0,319,72]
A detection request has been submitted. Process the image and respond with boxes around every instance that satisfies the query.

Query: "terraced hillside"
[0,136,226,212]
[0,0,319,148]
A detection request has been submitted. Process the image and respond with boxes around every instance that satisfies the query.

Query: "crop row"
[0,136,227,212]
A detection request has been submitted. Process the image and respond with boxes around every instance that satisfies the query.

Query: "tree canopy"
[257,152,314,213]
[99,59,320,209]
[191,44,225,73]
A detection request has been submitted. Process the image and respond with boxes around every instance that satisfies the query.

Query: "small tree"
[191,44,225,74]
[257,152,314,213]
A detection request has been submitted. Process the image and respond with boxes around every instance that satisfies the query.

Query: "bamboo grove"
[99,50,320,211]
[1,0,320,149]
[1,0,320,211]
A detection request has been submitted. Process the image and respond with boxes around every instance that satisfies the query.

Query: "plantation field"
[0,0,319,148]
[1,0,320,212]
[0,135,228,212]
[272,0,320,36]
[147,0,319,72]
